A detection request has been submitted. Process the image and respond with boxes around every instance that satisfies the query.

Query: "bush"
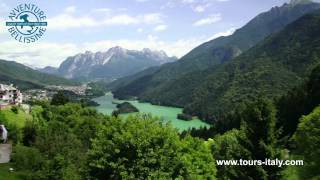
[88,115,216,179]
[6,124,23,143]
[22,120,37,146]
[11,106,19,114]
[293,106,320,179]
[12,144,43,171]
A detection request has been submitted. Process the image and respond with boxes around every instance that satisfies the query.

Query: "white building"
[0,84,23,104]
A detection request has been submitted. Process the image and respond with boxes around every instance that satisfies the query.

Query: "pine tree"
[238,99,282,179]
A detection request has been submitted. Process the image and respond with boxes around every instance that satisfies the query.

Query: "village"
[0,83,90,110]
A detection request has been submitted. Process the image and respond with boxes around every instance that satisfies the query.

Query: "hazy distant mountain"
[39,66,59,74]
[42,47,177,81]
[23,63,39,70]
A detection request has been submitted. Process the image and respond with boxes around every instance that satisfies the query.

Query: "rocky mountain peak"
[47,46,176,80]
[108,46,127,54]
[289,0,313,6]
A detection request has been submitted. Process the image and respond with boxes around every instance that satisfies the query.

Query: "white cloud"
[193,14,222,26]
[64,6,76,13]
[103,14,139,25]
[182,0,195,3]
[48,12,164,30]
[137,28,144,33]
[154,25,167,32]
[162,0,226,10]
[0,41,78,67]
[208,27,236,40]
[48,14,98,30]
[141,13,164,24]
[81,36,206,60]
[0,35,208,67]
[92,8,112,13]
[193,5,206,12]
[92,8,126,14]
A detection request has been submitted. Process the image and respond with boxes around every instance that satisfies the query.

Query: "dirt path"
[0,144,12,163]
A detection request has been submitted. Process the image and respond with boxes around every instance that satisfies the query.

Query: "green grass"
[0,108,36,179]
[0,107,31,128]
[0,163,30,180]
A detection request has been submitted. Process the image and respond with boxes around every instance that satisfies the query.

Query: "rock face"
[290,0,312,6]
[44,47,177,81]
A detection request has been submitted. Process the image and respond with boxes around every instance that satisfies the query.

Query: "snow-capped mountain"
[40,46,177,81]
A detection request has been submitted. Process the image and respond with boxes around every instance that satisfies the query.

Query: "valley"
[1,0,320,179]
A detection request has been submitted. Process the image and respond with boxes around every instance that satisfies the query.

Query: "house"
[0,84,23,105]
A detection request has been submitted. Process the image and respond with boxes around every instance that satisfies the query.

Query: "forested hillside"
[112,1,320,107]
[0,60,76,89]
[183,11,320,121]
[115,9,320,123]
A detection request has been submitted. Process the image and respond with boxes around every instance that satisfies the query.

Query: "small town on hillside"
[0,83,91,110]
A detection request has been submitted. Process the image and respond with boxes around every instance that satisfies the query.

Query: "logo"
[5,4,48,43]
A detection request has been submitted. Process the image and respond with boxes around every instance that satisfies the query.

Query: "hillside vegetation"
[0,60,77,89]
[114,10,320,123]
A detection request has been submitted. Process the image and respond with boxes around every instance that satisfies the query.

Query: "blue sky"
[0,0,297,67]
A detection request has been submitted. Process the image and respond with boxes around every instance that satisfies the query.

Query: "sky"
[0,0,294,68]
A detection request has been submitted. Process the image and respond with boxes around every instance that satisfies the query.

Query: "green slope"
[113,1,320,103]
[182,10,320,121]
[0,60,77,89]
[107,66,160,91]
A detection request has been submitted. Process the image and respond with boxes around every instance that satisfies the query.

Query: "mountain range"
[40,47,177,81]
[111,0,320,122]
[111,0,320,90]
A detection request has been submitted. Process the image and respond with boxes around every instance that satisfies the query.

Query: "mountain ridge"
[40,47,177,81]
[181,10,320,121]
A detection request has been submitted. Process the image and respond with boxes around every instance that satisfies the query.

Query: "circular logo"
[6,4,48,43]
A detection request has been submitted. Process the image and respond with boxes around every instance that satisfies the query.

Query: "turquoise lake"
[92,93,210,131]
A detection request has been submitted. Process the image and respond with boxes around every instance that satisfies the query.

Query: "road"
[0,144,12,163]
